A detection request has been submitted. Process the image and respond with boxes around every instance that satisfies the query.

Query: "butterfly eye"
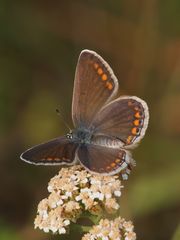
[66,133,72,139]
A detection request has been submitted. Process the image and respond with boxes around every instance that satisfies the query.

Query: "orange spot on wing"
[134,119,140,126]
[128,101,133,106]
[111,162,116,168]
[132,127,138,135]
[97,68,103,75]
[105,82,113,90]
[134,106,140,111]
[127,136,133,144]
[47,157,53,161]
[94,63,99,69]
[115,158,121,163]
[135,112,141,118]
[102,73,107,81]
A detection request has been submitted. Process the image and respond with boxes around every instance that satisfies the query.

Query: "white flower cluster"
[82,217,136,240]
[34,165,123,234]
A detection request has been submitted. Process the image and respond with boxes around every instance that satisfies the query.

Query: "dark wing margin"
[72,49,119,128]
[20,137,78,165]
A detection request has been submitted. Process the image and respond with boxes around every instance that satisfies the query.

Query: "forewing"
[91,96,149,148]
[72,50,118,128]
[77,144,133,176]
[20,137,78,165]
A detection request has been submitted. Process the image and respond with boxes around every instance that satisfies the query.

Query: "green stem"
[80,212,102,225]
[81,225,92,233]
[91,214,102,224]
[70,213,103,234]
[71,223,92,233]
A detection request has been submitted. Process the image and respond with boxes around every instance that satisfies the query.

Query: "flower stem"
[80,211,102,225]
[71,223,92,233]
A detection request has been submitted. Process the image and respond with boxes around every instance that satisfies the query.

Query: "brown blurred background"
[0,1,180,240]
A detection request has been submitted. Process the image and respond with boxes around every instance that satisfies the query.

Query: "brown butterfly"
[20,50,149,179]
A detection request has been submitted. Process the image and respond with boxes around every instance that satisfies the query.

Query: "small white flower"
[103,237,109,240]
[114,190,121,197]
[64,219,70,226]
[43,227,49,233]
[75,195,82,201]
[59,227,66,234]
[70,175,77,181]
[50,202,57,208]
[61,195,68,199]
[105,193,112,199]
[90,179,101,185]
[47,185,53,192]
[91,192,100,199]
[81,178,88,184]
[57,199,63,206]
[42,211,48,220]
[51,227,57,233]
[81,188,90,193]
[65,191,72,197]
[99,193,104,201]
[114,203,120,210]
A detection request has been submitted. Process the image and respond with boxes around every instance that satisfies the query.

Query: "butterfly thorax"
[67,127,93,144]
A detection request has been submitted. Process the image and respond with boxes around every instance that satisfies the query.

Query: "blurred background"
[0,1,180,240]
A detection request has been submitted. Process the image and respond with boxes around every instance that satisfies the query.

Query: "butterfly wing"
[77,144,134,176]
[72,49,119,128]
[91,96,149,148]
[20,137,79,165]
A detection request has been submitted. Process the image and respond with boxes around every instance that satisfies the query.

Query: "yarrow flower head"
[34,165,123,234]
[82,217,136,240]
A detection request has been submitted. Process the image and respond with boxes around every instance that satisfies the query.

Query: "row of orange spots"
[93,62,112,90]
[126,101,143,144]
[106,158,123,171]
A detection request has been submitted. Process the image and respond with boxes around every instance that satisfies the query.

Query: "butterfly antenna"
[56,108,72,132]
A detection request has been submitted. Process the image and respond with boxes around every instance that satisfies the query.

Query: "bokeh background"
[0,1,180,240]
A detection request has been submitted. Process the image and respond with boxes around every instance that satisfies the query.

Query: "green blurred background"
[0,1,180,240]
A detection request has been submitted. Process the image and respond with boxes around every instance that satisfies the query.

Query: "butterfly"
[20,50,149,179]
